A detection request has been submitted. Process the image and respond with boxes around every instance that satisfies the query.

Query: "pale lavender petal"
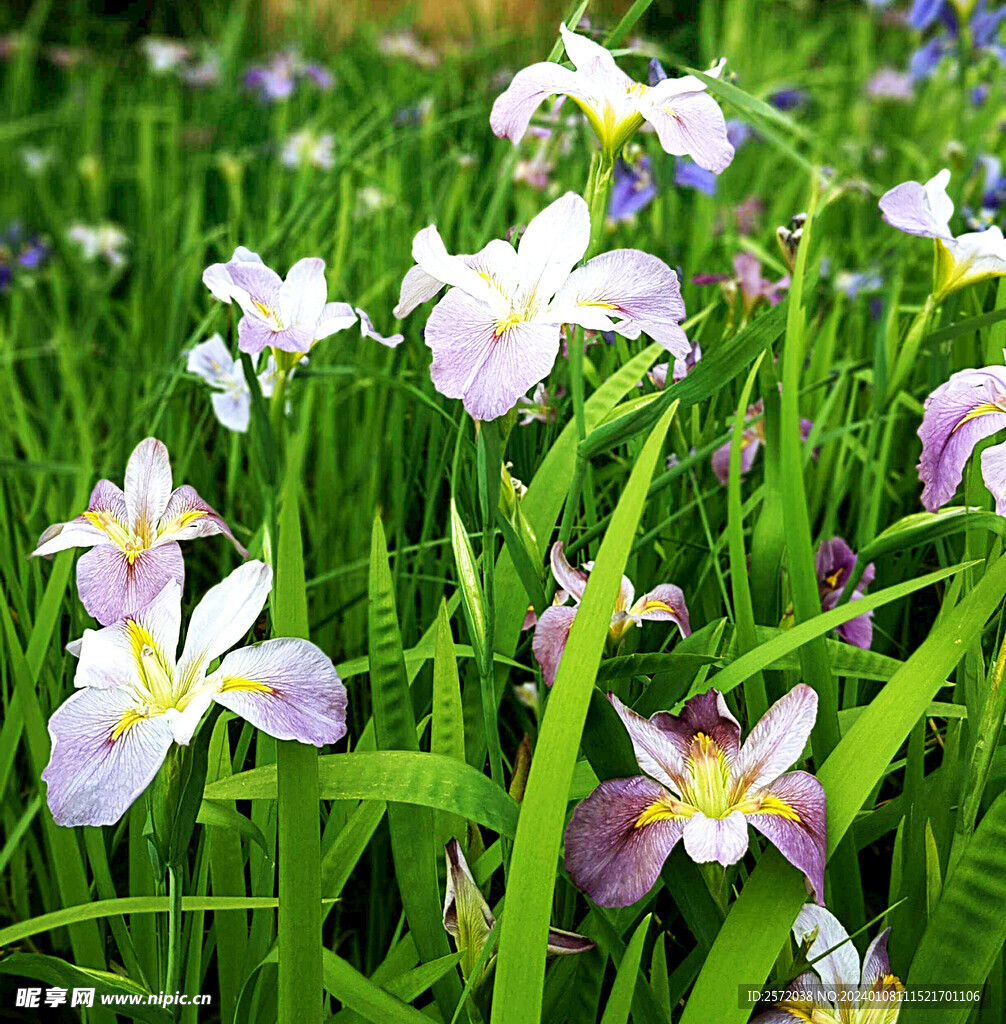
[225,259,283,318]
[712,432,762,486]
[357,307,404,348]
[393,264,447,318]
[32,519,107,558]
[651,688,742,761]
[155,484,247,556]
[267,322,317,354]
[981,439,1006,515]
[917,366,1006,511]
[749,770,827,904]
[278,257,327,330]
[187,333,238,386]
[733,684,817,793]
[682,810,749,865]
[607,693,688,791]
[211,390,252,433]
[532,604,577,687]
[564,775,686,907]
[425,287,561,421]
[629,584,691,637]
[490,61,595,145]
[640,87,734,173]
[558,23,624,75]
[237,315,280,356]
[860,928,893,990]
[517,192,591,302]
[316,301,358,339]
[203,262,236,303]
[791,904,858,989]
[412,226,497,308]
[549,541,589,602]
[879,169,953,239]
[124,438,173,535]
[42,687,173,826]
[77,542,184,627]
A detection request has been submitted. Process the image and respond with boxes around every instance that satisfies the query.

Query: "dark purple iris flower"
[816,537,875,649]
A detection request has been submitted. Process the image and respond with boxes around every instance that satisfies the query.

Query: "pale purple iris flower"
[816,538,876,650]
[917,364,1006,514]
[31,438,245,626]
[443,838,593,984]
[711,400,812,486]
[674,158,718,195]
[516,382,559,425]
[866,68,915,101]
[393,191,690,420]
[880,168,1006,295]
[42,561,347,827]
[648,341,702,390]
[531,541,690,686]
[490,23,734,171]
[751,905,902,1023]
[245,51,333,102]
[356,307,403,348]
[186,333,279,433]
[695,253,790,317]
[202,246,357,355]
[564,685,826,907]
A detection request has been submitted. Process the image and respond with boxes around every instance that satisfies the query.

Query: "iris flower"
[751,904,902,1023]
[908,0,1005,79]
[647,341,702,390]
[879,169,1006,297]
[711,400,813,486]
[490,23,733,171]
[393,191,690,420]
[280,129,335,171]
[694,253,790,319]
[917,364,1006,514]
[42,561,346,826]
[815,538,876,650]
[532,541,690,686]
[203,246,357,355]
[607,156,657,222]
[443,838,593,985]
[564,686,826,907]
[31,438,245,626]
[186,333,279,433]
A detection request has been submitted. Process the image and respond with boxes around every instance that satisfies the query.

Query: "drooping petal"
[278,257,328,332]
[32,518,107,558]
[205,637,347,746]
[123,438,173,536]
[732,684,817,794]
[916,366,1006,511]
[749,770,827,904]
[943,226,1006,290]
[531,604,578,687]
[879,168,953,239]
[393,264,448,319]
[33,480,131,558]
[425,287,561,421]
[76,542,184,627]
[547,249,689,358]
[564,775,687,907]
[981,439,1006,515]
[357,307,404,348]
[211,390,252,433]
[154,485,247,556]
[711,432,762,486]
[72,578,181,690]
[236,315,282,356]
[640,86,734,173]
[628,584,691,637]
[815,537,857,592]
[549,541,589,602]
[315,301,358,340]
[682,810,750,865]
[907,0,944,30]
[42,687,174,826]
[650,688,742,762]
[175,559,273,689]
[516,192,591,303]
[834,596,874,650]
[607,693,688,791]
[791,904,860,989]
[490,61,597,145]
[546,929,596,956]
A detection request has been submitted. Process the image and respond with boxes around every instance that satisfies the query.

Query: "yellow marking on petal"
[737,792,802,822]
[158,508,208,539]
[578,299,619,310]
[495,311,525,336]
[252,298,277,322]
[641,600,674,615]
[824,569,843,588]
[217,675,274,695]
[634,793,692,829]
[626,82,648,98]
[126,619,157,663]
[952,402,1003,433]
[110,707,147,742]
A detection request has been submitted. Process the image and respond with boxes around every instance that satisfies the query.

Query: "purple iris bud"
[908,0,947,30]
[971,83,991,106]
[816,537,876,649]
[608,157,658,222]
[18,241,48,268]
[767,87,807,111]
[675,158,718,195]
[647,57,668,86]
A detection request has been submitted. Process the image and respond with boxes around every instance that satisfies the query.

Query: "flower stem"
[698,861,729,917]
[886,293,937,403]
[164,864,183,1016]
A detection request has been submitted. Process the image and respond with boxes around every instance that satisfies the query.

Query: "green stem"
[165,864,183,1016]
[886,293,937,403]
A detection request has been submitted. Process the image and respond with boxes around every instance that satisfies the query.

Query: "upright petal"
[879,169,953,239]
[203,248,266,304]
[394,264,448,319]
[224,259,284,320]
[917,366,1006,511]
[608,693,689,791]
[791,904,859,989]
[549,541,589,602]
[860,927,894,990]
[425,287,561,421]
[650,689,742,761]
[42,687,174,826]
[175,560,273,687]
[77,542,184,627]
[155,485,247,556]
[490,61,596,145]
[682,810,750,865]
[564,776,687,907]
[315,301,358,340]
[749,770,827,903]
[124,438,173,537]
[557,23,623,75]
[278,257,328,331]
[834,597,874,650]
[206,638,347,746]
[548,249,689,358]
[517,192,591,303]
[628,584,691,636]
[531,604,578,687]
[412,226,498,309]
[640,87,734,173]
[733,684,817,794]
[357,307,404,348]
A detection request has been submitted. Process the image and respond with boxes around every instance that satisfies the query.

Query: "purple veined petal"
[548,249,689,359]
[268,321,318,354]
[33,479,130,557]
[557,22,621,76]
[651,688,742,762]
[425,287,562,421]
[549,541,589,602]
[72,578,182,690]
[791,904,859,989]
[607,693,689,791]
[316,301,358,340]
[467,239,523,305]
[815,536,857,592]
[211,390,252,433]
[712,432,762,486]
[640,87,734,173]
[77,541,184,627]
[834,595,874,650]
[749,770,827,904]
[411,226,499,311]
[187,333,239,387]
[489,60,596,145]
[42,686,174,827]
[356,307,404,348]
[747,1010,808,1023]
[532,604,577,687]
[154,484,247,557]
[629,584,691,637]
[981,438,1006,515]
[732,684,818,794]
[236,315,279,356]
[516,192,591,303]
[175,559,273,689]
[443,837,495,938]
[682,810,750,865]
[860,927,893,990]
[394,264,448,319]
[879,168,954,239]
[564,775,687,907]
[206,637,347,746]
[124,438,173,537]
[908,0,944,30]
[224,259,284,321]
[917,366,1006,511]
[278,257,328,332]
[546,928,596,956]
